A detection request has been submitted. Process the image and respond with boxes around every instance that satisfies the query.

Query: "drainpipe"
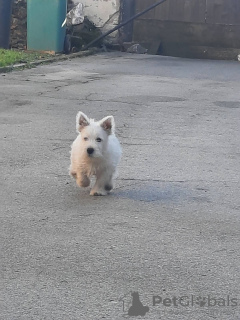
[81,0,169,51]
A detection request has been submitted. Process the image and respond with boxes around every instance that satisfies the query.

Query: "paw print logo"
[128,292,149,316]
[195,296,207,307]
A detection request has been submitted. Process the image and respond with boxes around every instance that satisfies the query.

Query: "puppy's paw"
[70,170,77,179]
[70,172,77,179]
[76,176,90,188]
[90,189,108,196]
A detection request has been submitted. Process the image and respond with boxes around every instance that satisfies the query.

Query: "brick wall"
[10,0,27,49]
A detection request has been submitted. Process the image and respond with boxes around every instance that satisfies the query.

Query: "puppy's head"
[76,111,115,158]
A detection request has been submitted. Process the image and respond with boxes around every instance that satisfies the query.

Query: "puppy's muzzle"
[87,147,94,156]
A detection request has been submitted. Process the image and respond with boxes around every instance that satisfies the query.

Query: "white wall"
[73,0,120,34]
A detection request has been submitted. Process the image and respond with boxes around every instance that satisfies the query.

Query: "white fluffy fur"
[70,111,122,196]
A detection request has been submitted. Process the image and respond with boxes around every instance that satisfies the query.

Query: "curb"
[0,47,100,73]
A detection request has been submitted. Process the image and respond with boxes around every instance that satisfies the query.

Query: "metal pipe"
[81,0,169,51]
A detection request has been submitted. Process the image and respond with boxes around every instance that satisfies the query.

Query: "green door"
[27,0,67,52]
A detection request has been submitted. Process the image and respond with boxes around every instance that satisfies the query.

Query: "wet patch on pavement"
[214,101,240,109]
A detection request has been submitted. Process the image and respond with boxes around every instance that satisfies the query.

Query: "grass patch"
[0,49,53,68]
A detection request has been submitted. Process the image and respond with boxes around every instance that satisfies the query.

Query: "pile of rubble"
[10,0,27,50]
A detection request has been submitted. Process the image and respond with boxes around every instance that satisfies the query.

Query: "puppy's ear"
[99,116,115,135]
[76,111,90,132]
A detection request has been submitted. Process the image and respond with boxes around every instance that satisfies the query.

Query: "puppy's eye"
[96,137,102,142]
[83,137,88,141]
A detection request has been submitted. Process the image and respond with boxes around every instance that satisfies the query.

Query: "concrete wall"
[73,0,120,36]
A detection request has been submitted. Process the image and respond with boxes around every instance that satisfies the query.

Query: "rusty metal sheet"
[135,0,206,23]
[134,0,240,25]
[132,0,240,59]
[133,19,240,48]
[166,0,206,23]
[206,0,240,25]
[135,0,157,19]
[153,0,171,20]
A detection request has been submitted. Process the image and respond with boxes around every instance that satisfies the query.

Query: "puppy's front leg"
[76,171,90,188]
[90,171,113,196]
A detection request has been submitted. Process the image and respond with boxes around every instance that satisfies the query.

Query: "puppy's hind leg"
[90,170,114,196]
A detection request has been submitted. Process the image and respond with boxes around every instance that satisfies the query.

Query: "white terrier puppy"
[70,111,122,196]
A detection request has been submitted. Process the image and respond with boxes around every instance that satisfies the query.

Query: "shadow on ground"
[113,181,196,203]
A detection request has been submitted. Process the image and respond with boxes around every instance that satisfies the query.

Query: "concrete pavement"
[0,52,240,319]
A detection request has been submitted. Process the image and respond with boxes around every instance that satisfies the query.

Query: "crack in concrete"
[84,94,143,106]
[118,178,186,183]
[121,142,156,146]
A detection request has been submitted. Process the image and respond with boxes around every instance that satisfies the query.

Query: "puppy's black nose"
[87,147,94,155]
